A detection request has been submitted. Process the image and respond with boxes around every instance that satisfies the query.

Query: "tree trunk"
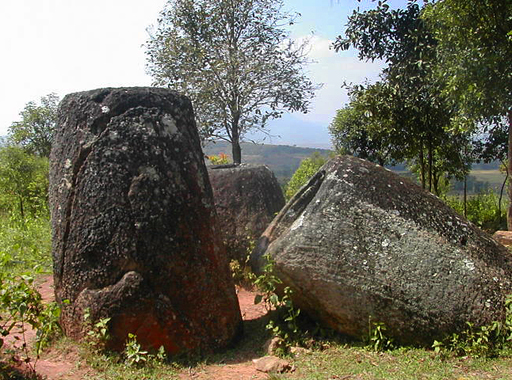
[419,140,426,189]
[499,160,507,221]
[463,175,467,218]
[231,125,242,164]
[428,137,433,192]
[232,140,241,165]
[19,196,25,224]
[507,110,512,230]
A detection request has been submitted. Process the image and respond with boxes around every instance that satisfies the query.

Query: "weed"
[83,308,111,352]
[229,232,257,288]
[366,319,394,351]
[0,272,61,374]
[433,294,512,358]
[124,333,166,367]
[253,254,303,355]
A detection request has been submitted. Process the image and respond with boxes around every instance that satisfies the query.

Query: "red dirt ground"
[5,276,271,380]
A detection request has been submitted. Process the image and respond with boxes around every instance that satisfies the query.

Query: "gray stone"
[251,155,512,346]
[208,164,285,262]
[50,87,242,354]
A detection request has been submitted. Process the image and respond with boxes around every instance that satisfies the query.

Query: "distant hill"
[204,141,505,194]
[203,141,332,185]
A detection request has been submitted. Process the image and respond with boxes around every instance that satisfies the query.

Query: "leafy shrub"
[366,319,394,351]
[229,233,256,288]
[124,333,166,367]
[443,190,507,233]
[285,152,327,200]
[0,272,61,372]
[83,308,111,352]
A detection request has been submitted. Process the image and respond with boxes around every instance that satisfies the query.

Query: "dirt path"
[9,276,271,380]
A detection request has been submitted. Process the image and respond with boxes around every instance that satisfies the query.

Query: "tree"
[334,0,471,193]
[329,91,399,166]
[8,93,59,158]
[422,0,512,227]
[0,146,49,219]
[145,0,318,164]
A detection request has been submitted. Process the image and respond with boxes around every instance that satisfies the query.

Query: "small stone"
[263,336,284,355]
[253,356,290,373]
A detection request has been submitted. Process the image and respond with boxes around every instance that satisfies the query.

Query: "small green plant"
[432,295,512,358]
[366,319,394,351]
[0,272,61,374]
[83,308,111,352]
[253,254,283,311]
[230,233,257,287]
[253,254,303,355]
[124,333,166,367]
[34,301,61,356]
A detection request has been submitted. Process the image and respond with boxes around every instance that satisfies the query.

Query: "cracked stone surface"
[50,87,242,355]
[251,155,512,346]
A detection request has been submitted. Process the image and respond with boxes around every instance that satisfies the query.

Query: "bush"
[443,190,507,233]
[285,153,327,200]
[0,272,61,373]
[0,214,52,275]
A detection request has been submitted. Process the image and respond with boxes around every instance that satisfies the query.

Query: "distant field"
[471,169,506,189]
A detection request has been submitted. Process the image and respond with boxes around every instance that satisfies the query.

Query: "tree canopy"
[145,0,318,163]
[8,93,59,158]
[333,0,470,194]
[423,0,512,226]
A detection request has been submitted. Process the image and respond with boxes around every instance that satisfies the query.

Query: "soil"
[3,276,272,380]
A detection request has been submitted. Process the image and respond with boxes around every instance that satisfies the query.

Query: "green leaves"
[423,0,512,122]
[8,93,59,159]
[285,153,327,200]
[0,272,61,368]
[334,1,473,193]
[0,146,49,219]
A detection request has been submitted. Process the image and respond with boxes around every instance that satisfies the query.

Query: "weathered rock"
[50,87,242,354]
[493,231,512,247]
[263,336,285,355]
[253,356,291,373]
[208,164,285,262]
[251,155,512,346]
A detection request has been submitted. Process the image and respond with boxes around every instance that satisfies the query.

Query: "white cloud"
[295,35,338,60]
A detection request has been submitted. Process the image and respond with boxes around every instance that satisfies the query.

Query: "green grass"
[281,345,512,380]
[0,213,52,275]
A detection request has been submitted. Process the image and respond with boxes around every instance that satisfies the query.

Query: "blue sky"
[0,0,409,149]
